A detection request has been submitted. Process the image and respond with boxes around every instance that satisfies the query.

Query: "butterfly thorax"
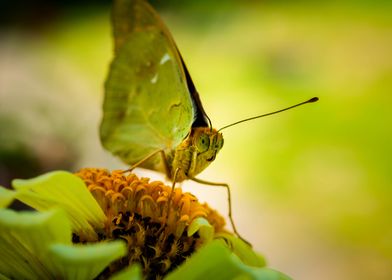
[168,127,224,182]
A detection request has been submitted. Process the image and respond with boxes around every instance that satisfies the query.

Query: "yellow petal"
[215,232,266,267]
[0,187,15,208]
[0,208,71,279]
[109,264,143,280]
[188,217,214,243]
[49,241,127,280]
[12,171,106,239]
[166,240,289,280]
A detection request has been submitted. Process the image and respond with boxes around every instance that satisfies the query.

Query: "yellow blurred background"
[0,1,391,279]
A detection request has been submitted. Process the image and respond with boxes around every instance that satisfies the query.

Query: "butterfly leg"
[157,167,180,235]
[122,149,164,173]
[165,167,180,218]
[191,177,252,247]
[122,150,180,227]
[159,150,172,180]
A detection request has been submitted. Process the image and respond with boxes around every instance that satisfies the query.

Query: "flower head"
[0,168,289,280]
[75,168,226,277]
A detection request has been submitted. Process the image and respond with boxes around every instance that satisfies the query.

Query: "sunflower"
[0,168,289,280]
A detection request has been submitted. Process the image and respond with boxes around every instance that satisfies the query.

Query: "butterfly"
[100,0,318,245]
[99,0,246,242]
[100,0,223,179]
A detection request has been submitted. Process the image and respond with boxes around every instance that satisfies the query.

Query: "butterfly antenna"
[206,114,213,131]
[218,97,319,132]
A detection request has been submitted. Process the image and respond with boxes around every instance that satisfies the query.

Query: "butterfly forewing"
[100,0,194,167]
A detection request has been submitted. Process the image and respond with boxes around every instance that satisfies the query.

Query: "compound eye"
[214,137,224,150]
[196,134,210,153]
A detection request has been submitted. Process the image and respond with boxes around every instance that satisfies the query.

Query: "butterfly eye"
[196,134,210,153]
[214,136,224,150]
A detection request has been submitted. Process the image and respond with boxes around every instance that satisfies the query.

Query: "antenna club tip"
[308,97,319,103]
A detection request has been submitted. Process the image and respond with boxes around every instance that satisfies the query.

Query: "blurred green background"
[0,0,391,279]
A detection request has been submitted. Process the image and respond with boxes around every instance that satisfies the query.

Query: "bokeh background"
[1,0,391,279]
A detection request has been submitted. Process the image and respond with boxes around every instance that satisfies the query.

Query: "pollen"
[75,168,226,279]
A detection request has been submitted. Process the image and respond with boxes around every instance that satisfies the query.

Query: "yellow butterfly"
[100,0,318,245]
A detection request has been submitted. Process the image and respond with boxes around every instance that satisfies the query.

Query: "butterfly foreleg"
[165,167,180,218]
[191,177,251,247]
[123,149,165,173]
[156,167,180,235]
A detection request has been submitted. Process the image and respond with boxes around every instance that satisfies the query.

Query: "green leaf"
[166,240,291,280]
[12,171,106,240]
[50,241,127,280]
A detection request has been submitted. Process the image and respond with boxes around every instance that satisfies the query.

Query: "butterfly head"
[188,127,223,176]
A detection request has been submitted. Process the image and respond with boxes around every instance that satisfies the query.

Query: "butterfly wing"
[100,0,194,168]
